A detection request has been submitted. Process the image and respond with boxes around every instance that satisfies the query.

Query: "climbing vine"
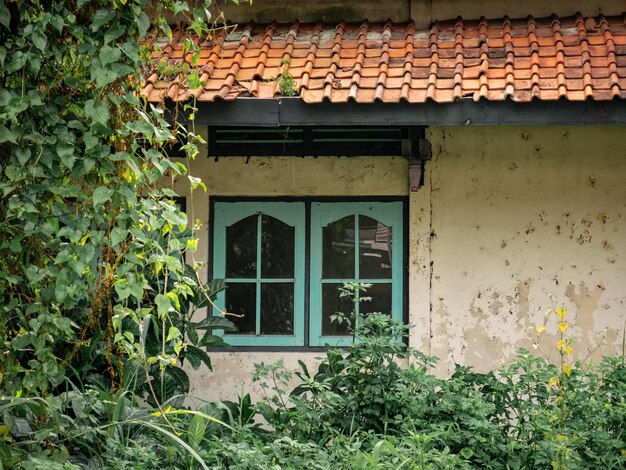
[0,0,238,466]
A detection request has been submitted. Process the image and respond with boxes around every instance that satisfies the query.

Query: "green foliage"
[251,286,626,469]
[1,1,624,466]
[0,0,238,466]
[274,59,297,96]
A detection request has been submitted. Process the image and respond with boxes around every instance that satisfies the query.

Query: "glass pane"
[360,283,392,316]
[359,215,392,279]
[226,215,257,278]
[321,283,354,336]
[260,283,294,335]
[322,216,355,279]
[261,215,295,278]
[225,283,256,334]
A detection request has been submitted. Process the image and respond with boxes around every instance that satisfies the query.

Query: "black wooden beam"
[190,97,626,127]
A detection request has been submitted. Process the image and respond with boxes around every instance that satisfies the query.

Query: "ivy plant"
[0,0,238,466]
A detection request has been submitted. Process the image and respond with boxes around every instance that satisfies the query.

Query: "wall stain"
[565,282,604,334]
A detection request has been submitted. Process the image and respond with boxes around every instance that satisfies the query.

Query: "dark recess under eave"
[181,98,626,127]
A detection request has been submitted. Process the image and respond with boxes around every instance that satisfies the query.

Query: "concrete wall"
[176,125,626,401]
[175,153,410,401]
[217,0,626,26]
[425,125,626,375]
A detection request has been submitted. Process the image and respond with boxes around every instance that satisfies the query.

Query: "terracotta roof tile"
[142,13,626,104]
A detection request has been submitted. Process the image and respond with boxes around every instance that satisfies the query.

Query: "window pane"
[321,283,354,336]
[225,283,256,334]
[261,283,294,335]
[226,215,257,278]
[323,216,355,279]
[359,215,392,279]
[360,283,392,315]
[261,215,295,278]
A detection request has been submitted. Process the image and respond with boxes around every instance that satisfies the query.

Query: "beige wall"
[426,125,626,375]
[176,125,626,401]
[176,154,410,402]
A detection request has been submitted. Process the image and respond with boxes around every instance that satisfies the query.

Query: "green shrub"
[253,287,626,469]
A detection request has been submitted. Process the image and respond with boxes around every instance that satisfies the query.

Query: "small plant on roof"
[273,58,298,96]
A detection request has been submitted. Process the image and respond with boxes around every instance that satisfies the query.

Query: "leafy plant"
[253,287,625,469]
[0,0,240,466]
[273,58,297,96]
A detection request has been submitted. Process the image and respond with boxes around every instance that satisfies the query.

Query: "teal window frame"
[212,202,306,346]
[309,202,404,347]
[212,200,404,348]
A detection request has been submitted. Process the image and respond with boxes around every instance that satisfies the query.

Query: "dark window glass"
[321,283,354,336]
[359,216,392,279]
[225,283,257,334]
[261,215,295,278]
[226,215,257,278]
[322,216,355,279]
[360,283,392,315]
[261,283,294,335]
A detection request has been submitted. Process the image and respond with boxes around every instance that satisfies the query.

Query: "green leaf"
[166,326,181,342]
[135,11,150,37]
[50,15,65,33]
[99,45,121,66]
[188,70,202,89]
[56,142,76,169]
[185,345,212,371]
[111,227,127,248]
[164,366,190,395]
[85,98,109,126]
[187,414,207,449]
[161,206,187,227]
[93,186,114,207]
[0,126,16,144]
[31,29,47,52]
[9,51,28,72]
[194,316,237,332]
[129,420,210,470]
[104,25,125,45]
[172,1,189,16]
[155,294,171,317]
[114,281,131,301]
[0,4,9,29]
[91,9,114,32]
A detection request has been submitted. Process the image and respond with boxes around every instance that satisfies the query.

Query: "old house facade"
[142,0,626,400]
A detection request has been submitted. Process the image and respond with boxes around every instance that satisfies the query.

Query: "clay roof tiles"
[141,13,626,103]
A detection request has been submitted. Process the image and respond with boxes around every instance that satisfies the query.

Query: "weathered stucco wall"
[218,0,626,26]
[176,155,410,402]
[177,125,626,402]
[426,125,626,375]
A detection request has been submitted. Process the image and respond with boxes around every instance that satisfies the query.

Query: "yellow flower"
[536,325,545,334]
[556,308,567,319]
[563,345,573,356]
[558,322,568,333]
[532,343,539,349]
[548,377,559,388]
[557,340,566,350]
[563,364,572,377]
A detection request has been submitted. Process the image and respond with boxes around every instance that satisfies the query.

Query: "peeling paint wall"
[177,125,626,402]
[427,125,626,375]
[175,155,409,402]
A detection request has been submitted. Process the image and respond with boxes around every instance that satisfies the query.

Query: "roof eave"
[184,97,626,127]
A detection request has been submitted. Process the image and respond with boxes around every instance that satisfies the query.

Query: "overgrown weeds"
[250,285,626,469]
